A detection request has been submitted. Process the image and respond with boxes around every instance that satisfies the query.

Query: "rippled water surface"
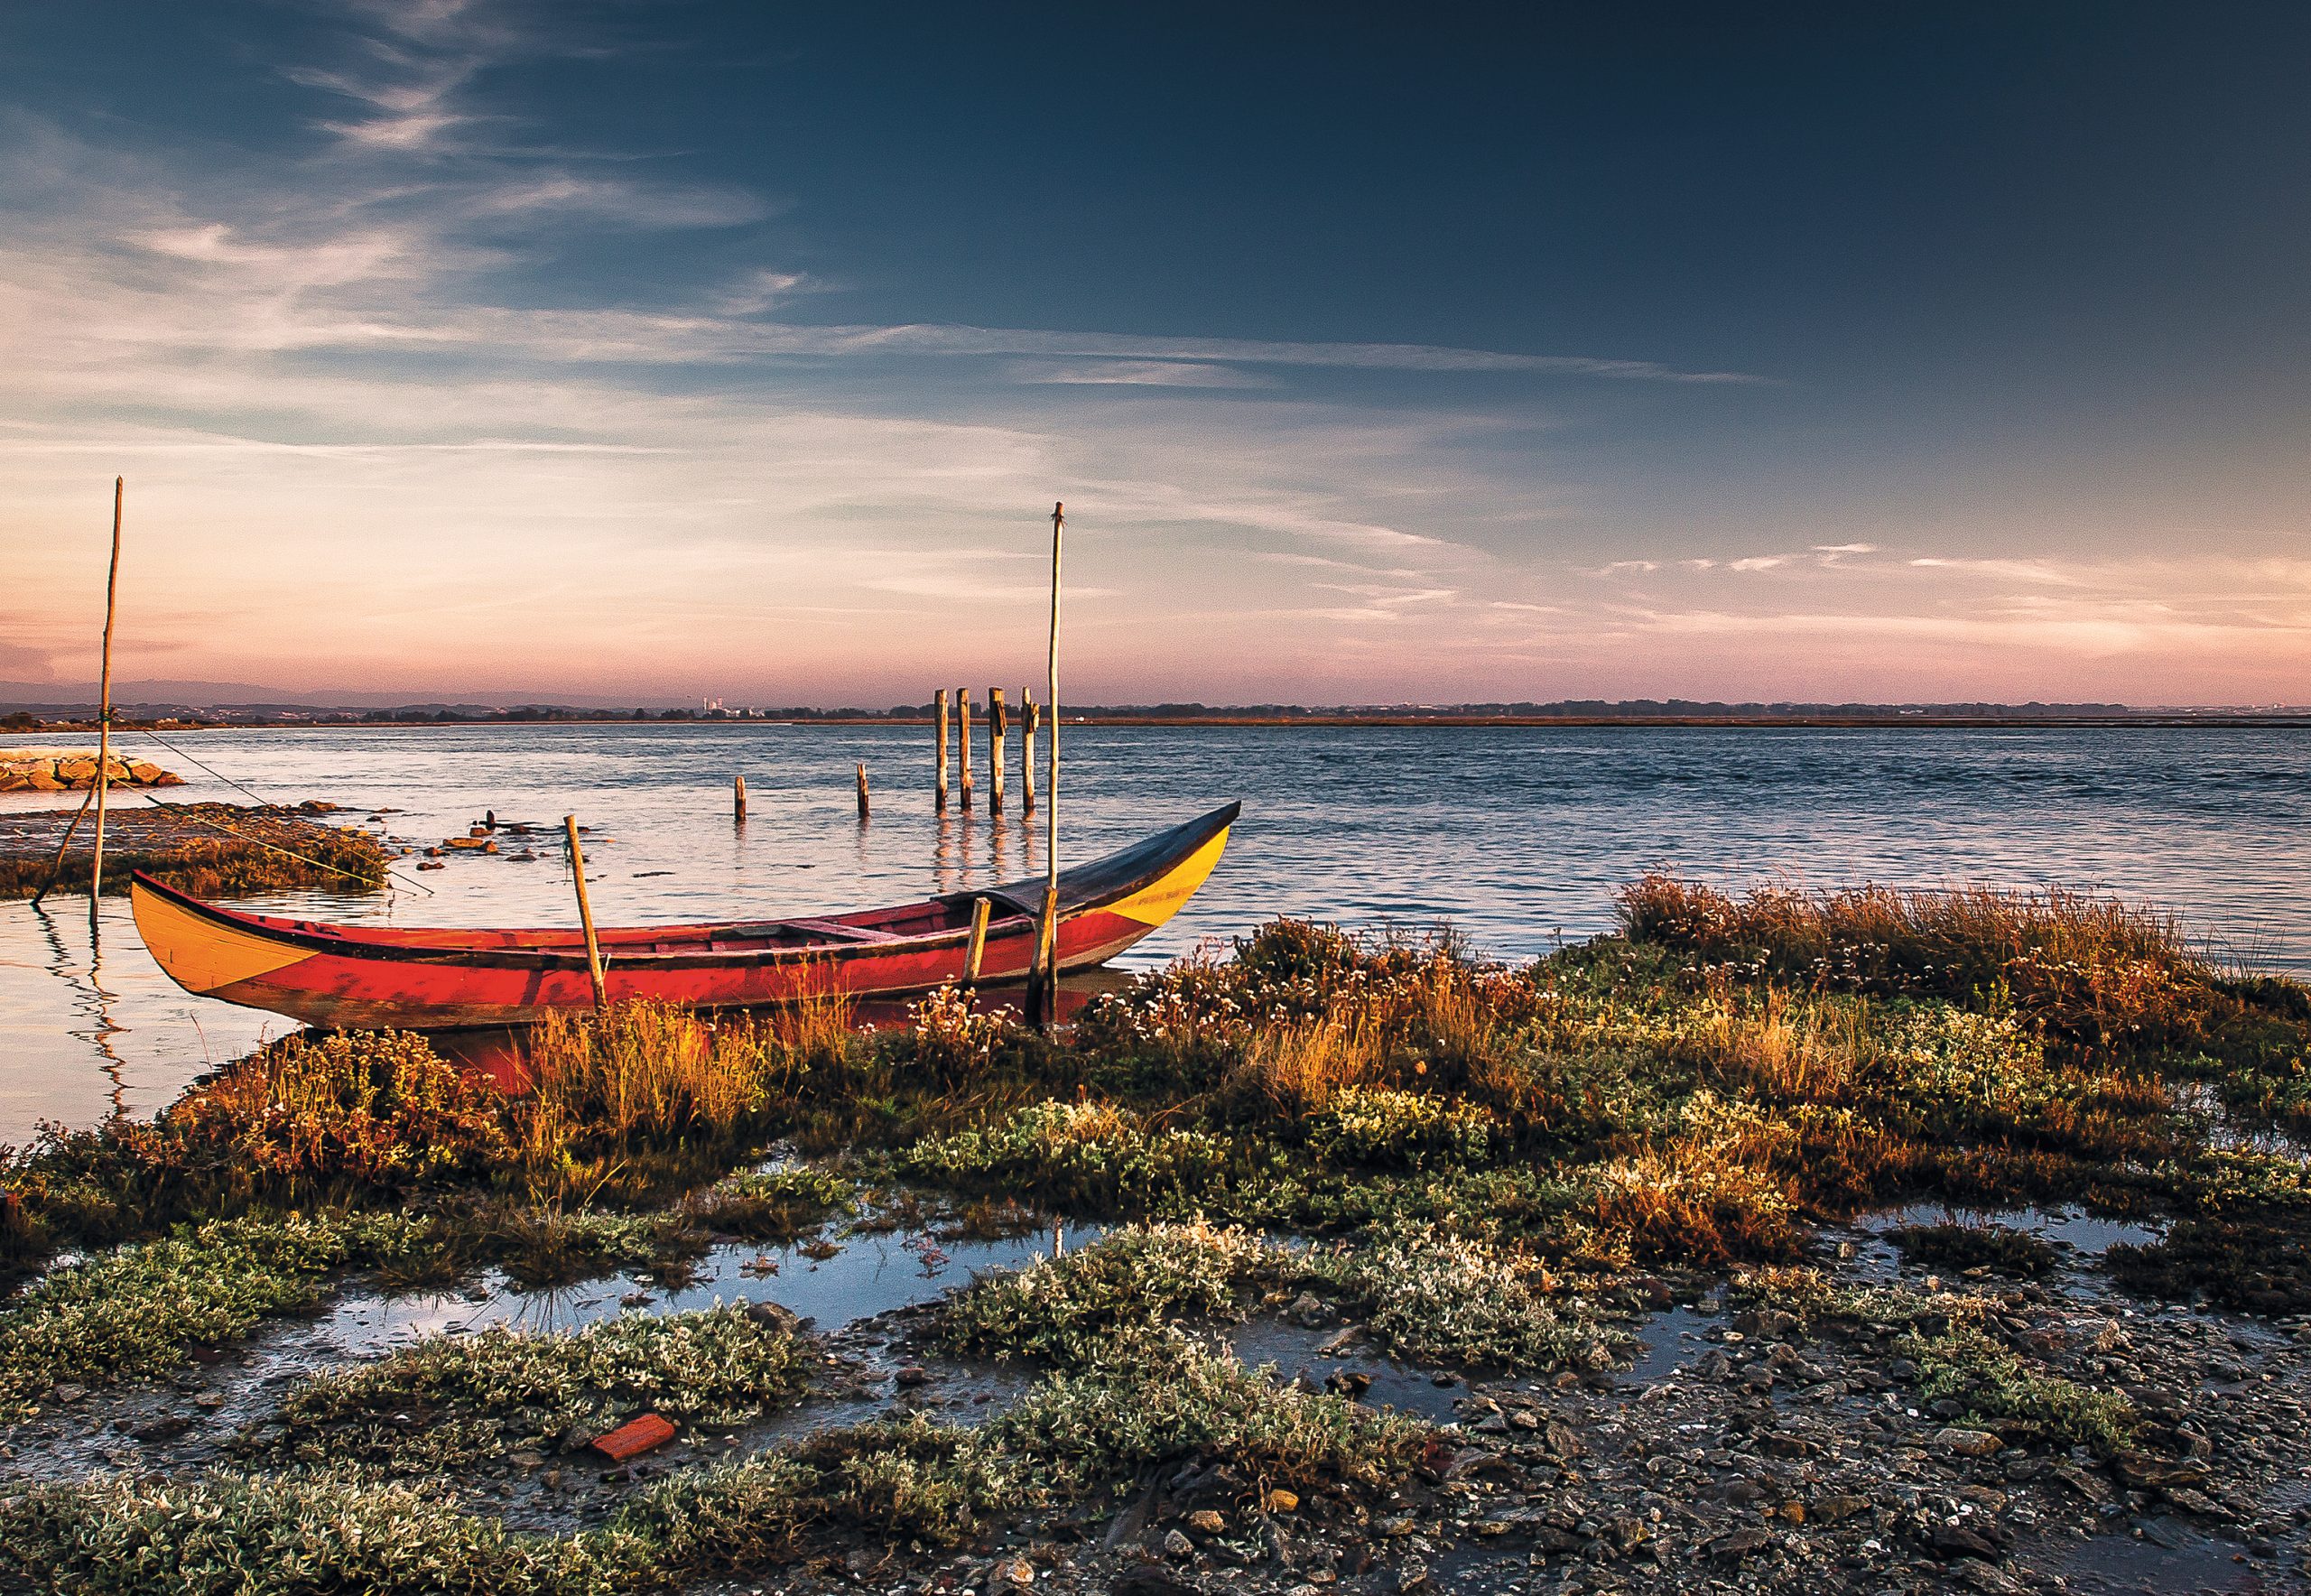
[3,722,2306,1143]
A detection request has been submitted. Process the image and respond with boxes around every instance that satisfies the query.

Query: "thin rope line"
[132,727,276,808]
[131,791,435,896]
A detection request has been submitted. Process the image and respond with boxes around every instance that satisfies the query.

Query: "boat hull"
[131,803,1237,1030]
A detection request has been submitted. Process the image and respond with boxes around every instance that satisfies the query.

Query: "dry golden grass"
[1690,987,1861,1104]
[1620,874,2213,1045]
[1591,1147,1803,1266]
[1226,1016,1388,1117]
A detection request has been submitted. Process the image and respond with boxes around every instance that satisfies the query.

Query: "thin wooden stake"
[28,785,97,907]
[957,688,973,808]
[89,478,123,906]
[1029,502,1063,1028]
[961,895,991,984]
[856,763,870,819]
[1021,691,1037,814]
[564,814,608,1011]
[733,773,747,820]
[988,688,1007,812]
[934,688,949,809]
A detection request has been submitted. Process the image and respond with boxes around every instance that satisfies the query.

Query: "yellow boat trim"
[1105,824,1230,928]
[130,878,312,995]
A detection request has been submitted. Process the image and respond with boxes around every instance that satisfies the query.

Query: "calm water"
[2,723,2306,1145]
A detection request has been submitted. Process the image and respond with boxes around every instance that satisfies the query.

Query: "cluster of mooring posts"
[694,502,1066,1027]
[726,686,1038,828]
[931,687,1043,815]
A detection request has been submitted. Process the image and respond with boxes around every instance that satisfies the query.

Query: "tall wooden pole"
[934,689,950,809]
[733,773,747,821]
[856,762,870,819]
[1030,502,1063,1027]
[88,478,123,906]
[957,688,973,808]
[988,688,1007,812]
[1021,691,1037,813]
[564,815,608,1011]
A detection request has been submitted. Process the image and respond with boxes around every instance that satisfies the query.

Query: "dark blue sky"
[3,2,2306,702]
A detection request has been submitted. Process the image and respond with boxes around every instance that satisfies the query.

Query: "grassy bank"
[3,878,2307,1591]
[0,802,390,898]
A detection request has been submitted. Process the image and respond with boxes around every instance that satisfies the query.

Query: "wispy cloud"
[1007,359,1274,388]
[5,3,2289,706]
[1907,556,2091,588]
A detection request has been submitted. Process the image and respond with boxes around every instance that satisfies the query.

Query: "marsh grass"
[4,888,2306,1489]
[0,1213,374,1420]
[939,1220,1276,1365]
[2,1323,1425,1594]
[269,1304,811,1471]
[942,1218,1610,1376]
[0,996,868,1271]
[0,1469,623,1596]
[677,1164,856,1241]
[514,998,849,1197]
[1889,1220,2060,1277]
[899,1100,1239,1214]
[2105,1212,2311,1314]
[1906,1322,2139,1455]
[991,1325,1425,1495]
[1304,1222,1614,1371]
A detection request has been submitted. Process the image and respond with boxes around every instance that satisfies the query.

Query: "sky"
[2,1,2307,708]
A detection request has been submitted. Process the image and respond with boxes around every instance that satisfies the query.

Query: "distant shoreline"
[17,712,2309,733]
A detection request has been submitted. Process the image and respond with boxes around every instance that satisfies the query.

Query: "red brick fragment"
[590,1413,676,1461]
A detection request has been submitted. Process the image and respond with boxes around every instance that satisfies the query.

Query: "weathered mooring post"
[1021,691,1038,814]
[733,773,747,821]
[934,689,950,809]
[988,688,1007,812]
[856,763,870,819]
[957,688,973,808]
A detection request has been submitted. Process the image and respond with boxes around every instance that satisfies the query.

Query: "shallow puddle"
[2047,1521,2280,1593]
[1856,1202,2165,1256]
[1840,1203,2166,1296]
[321,1220,1106,1354]
[1622,1303,1726,1385]
[1229,1317,1468,1423]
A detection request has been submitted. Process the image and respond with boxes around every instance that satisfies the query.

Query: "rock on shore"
[0,747,181,792]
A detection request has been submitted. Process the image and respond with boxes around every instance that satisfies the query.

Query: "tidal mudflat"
[3,880,2309,1594]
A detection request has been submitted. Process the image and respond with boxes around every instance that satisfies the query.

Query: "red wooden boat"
[131,803,1239,1030]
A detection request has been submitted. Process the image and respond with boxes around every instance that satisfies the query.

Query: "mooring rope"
[133,725,277,809]
[131,791,436,896]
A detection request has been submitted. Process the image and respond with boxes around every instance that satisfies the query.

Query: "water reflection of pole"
[32,899,129,1118]
[933,807,960,897]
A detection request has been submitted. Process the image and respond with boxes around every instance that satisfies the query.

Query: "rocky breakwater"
[0,747,181,793]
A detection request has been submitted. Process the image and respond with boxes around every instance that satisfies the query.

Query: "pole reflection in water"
[933,809,961,898]
[32,899,130,1121]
